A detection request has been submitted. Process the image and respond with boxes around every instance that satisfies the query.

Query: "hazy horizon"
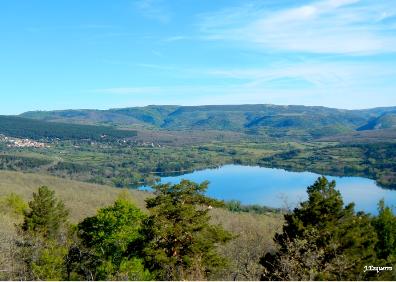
[12,102,396,116]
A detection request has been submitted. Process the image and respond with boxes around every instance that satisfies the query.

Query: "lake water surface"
[157,165,396,214]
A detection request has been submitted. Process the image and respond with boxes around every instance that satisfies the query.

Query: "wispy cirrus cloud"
[91,86,163,95]
[163,35,190,42]
[90,0,396,109]
[198,0,396,55]
[88,78,396,109]
[205,60,396,88]
[90,56,396,109]
[133,0,171,23]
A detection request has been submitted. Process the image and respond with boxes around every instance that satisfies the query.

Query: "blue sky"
[1,0,396,114]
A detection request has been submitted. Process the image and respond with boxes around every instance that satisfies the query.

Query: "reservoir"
[157,164,396,214]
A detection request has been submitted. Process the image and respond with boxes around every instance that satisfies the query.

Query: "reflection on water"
[155,164,396,214]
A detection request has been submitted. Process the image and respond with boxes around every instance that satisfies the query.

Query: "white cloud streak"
[134,0,171,23]
[91,87,163,95]
[205,60,396,88]
[90,56,396,109]
[198,0,396,54]
[90,81,396,109]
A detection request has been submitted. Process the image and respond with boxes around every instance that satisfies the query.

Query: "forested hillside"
[0,116,136,141]
[358,112,396,131]
[21,104,396,140]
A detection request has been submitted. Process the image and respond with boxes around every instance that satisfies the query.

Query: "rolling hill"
[20,104,396,140]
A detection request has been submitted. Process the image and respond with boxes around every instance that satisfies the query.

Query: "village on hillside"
[0,135,49,148]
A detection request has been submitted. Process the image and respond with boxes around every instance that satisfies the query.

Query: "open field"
[0,170,150,221]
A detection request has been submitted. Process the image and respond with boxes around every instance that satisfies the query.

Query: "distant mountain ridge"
[20,104,396,140]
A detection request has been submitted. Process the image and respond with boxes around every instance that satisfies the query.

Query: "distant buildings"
[0,135,49,148]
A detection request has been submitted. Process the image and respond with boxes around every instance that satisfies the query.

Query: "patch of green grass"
[0,171,150,222]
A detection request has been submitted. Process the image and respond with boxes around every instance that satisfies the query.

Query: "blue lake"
[154,165,396,214]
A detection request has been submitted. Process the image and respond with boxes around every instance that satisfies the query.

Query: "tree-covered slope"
[21,105,178,128]
[357,112,396,131]
[0,115,136,141]
[20,104,396,139]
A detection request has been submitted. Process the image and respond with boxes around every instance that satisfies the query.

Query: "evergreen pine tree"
[18,186,70,280]
[373,199,396,260]
[142,180,232,280]
[261,177,378,280]
[372,199,396,280]
[22,186,69,239]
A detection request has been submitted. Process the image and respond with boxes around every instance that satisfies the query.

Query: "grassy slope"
[0,170,150,221]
